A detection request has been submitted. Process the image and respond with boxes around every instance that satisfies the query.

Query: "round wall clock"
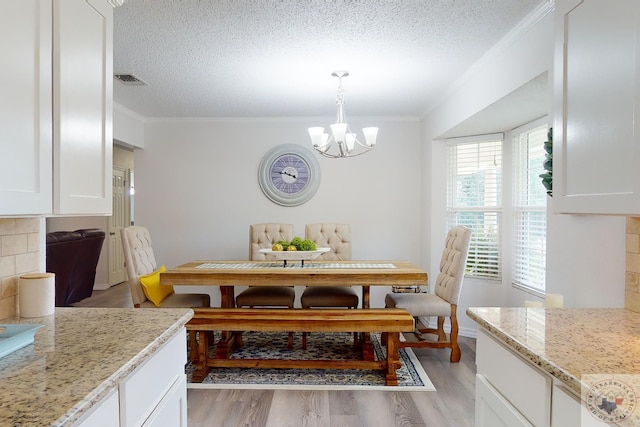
[258,144,321,207]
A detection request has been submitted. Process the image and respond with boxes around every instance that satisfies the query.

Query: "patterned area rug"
[186,332,435,391]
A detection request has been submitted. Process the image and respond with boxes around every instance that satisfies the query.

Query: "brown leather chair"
[300,223,359,348]
[235,223,296,347]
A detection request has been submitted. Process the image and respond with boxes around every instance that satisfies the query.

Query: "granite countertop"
[467,307,640,399]
[0,307,193,427]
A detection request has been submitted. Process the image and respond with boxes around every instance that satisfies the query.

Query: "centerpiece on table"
[259,237,330,266]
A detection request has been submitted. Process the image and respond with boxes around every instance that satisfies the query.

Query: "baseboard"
[418,316,477,339]
[93,282,111,291]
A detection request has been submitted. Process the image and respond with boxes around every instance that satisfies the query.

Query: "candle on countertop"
[545,293,564,308]
[19,272,55,317]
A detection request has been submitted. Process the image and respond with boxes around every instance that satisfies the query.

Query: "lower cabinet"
[75,329,187,427]
[551,384,611,427]
[75,389,120,427]
[476,374,533,427]
[476,328,614,427]
[476,329,551,426]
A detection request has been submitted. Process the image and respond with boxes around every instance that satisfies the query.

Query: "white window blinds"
[447,138,502,279]
[512,124,548,292]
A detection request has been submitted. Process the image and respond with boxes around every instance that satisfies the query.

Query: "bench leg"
[191,329,211,383]
[385,332,400,386]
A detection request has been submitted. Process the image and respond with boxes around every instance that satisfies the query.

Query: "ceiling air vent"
[114,74,148,86]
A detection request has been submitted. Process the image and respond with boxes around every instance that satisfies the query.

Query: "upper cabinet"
[554,0,640,214]
[0,0,53,215]
[0,0,113,217]
[53,0,113,215]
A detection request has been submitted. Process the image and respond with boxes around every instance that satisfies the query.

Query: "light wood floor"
[76,283,476,427]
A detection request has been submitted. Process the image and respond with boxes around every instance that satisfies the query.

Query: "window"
[447,136,503,279]
[512,123,548,293]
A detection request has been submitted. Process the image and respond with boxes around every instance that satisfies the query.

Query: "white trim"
[445,132,504,145]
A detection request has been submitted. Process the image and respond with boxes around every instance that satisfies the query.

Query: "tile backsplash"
[626,217,640,313]
[0,218,41,319]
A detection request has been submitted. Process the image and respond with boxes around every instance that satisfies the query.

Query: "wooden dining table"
[160,259,428,359]
[160,259,428,309]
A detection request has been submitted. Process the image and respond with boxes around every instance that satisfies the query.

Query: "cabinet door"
[551,385,615,427]
[53,0,113,215]
[75,388,119,427]
[554,0,640,214]
[476,375,534,427]
[142,375,187,427]
[0,0,52,215]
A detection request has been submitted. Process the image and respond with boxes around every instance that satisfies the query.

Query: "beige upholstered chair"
[235,223,296,347]
[301,223,359,348]
[121,226,210,359]
[384,225,471,362]
[120,225,210,309]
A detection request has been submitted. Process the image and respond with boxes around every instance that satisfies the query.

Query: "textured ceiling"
[113,0,544,119]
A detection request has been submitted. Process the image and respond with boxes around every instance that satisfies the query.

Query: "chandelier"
[308,71,378,158]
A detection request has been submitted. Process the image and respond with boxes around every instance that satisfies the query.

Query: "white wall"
[114,103,145,148]
[422,5,625,337]
[134,117,422,307]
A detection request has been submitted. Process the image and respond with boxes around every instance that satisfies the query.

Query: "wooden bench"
[187,308,414,385]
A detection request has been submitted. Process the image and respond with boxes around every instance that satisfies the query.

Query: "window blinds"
[447,139,503,279]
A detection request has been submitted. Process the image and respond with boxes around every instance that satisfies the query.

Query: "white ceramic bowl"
[259,247,330,261]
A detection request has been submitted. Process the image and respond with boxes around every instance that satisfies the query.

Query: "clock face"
[269,154,310,194]
[259,144,321,206]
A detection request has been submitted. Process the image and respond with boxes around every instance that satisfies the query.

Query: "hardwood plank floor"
[76,283,476,427]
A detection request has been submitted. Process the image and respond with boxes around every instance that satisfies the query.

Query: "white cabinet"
[53,0,113,215]
[476,375,533,427]
[120,329,188,427]
[476,329,551,426]
[0,0,53,215]
[475,328,618,427]
[76,389,120,427]
[73,328,188,427]
[0,0,113,217]
[142,375,187,427]
[551,384,611,427]
[554,0,640,214]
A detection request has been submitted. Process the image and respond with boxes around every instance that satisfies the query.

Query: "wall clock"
[258,144,321,207]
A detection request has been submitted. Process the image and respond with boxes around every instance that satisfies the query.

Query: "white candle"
[524,300,543,308]
[545,293,564,308]
[19,272,55,317]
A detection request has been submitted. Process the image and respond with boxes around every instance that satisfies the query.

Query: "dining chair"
[235,223,296,348]
[384,225,471,362]
[301,223,359,349]
[120,225,211,358]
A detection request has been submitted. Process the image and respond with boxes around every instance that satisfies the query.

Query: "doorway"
[108,166,129,286]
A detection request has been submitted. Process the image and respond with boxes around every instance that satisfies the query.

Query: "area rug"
[186,332,435,391]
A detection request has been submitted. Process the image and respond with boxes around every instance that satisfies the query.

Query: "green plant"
[539,128,553,196]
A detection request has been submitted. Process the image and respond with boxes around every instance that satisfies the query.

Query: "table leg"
[217,286,239,358]
[360,286,374,360]
[362,285,370,309]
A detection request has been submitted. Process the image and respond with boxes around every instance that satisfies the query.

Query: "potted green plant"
[539,128,553,196]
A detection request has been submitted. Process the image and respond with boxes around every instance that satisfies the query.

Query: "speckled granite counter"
[0,307,193,426]
[467,307,640,399]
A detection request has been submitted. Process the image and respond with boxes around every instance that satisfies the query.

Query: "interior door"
[108,167,127,286]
